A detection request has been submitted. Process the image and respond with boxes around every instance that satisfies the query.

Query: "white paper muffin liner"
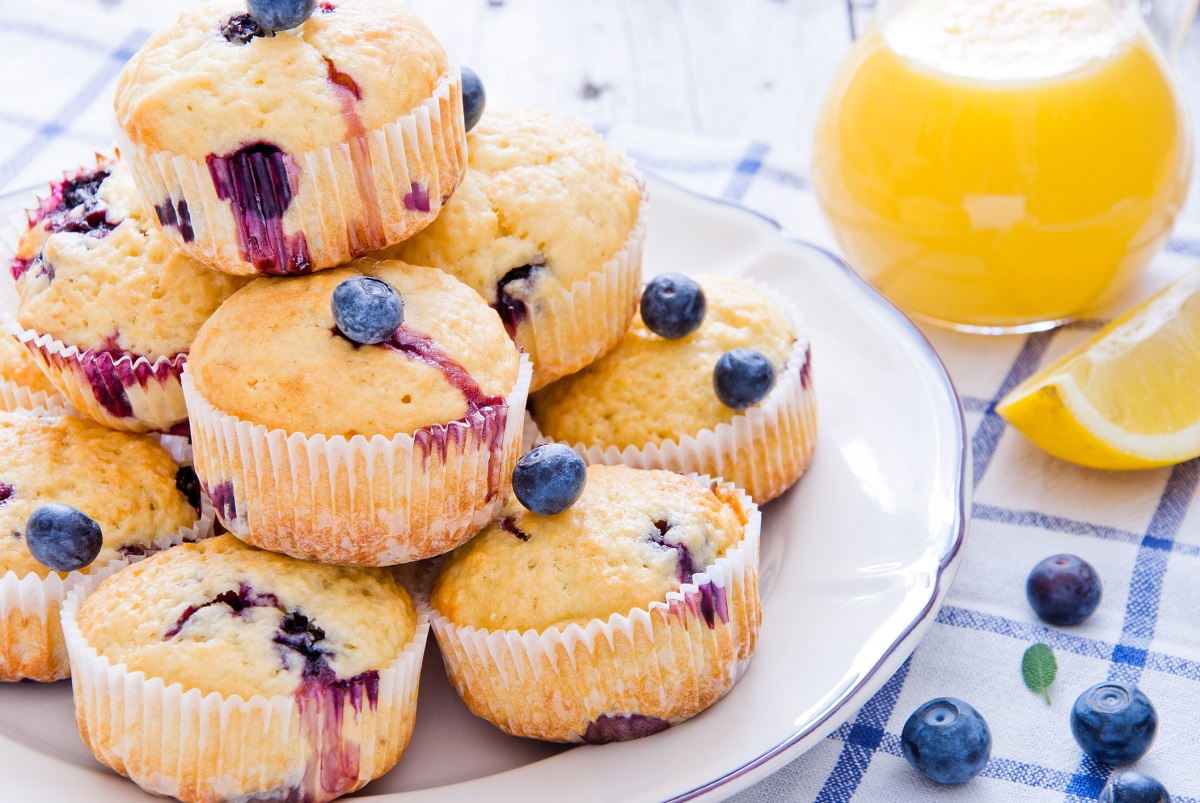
[60,561,431,803]
[529,292,817,503]
[431,476,761,743]
[521,181,648,391]
[0,436,215,682]
[0,376,70,416]
[0,216,189,434]
[183,353,533,567]
[116,68,468,277]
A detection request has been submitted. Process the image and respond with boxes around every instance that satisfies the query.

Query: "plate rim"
[0,174,970,803]
[639,174,971,802]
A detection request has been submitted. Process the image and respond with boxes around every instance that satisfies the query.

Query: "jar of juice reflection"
[812,0,1192,333]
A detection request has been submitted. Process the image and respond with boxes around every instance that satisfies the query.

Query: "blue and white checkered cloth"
[4,2,1200,800]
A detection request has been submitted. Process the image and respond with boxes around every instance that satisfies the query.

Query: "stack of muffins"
[0,1,818,801]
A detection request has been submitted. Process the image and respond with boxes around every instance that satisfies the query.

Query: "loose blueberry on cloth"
[1100,771,1173,803]
[900,697,992,785]
[641,273,707,339]
[1071,682,1158,765]
[332,276,404,345]
[25,503,103,572]
[513,444,587,515]
[1027,554,1102,626]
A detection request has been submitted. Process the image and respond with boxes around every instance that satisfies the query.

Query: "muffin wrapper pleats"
[0,218,189,434]
[0,436,215,682]
[60,571,431,803]
[183,353,532,567]
[0,376,70,416]
[429,477,761,743]
[115,68,468,277]
[522,181,648,391]
[528,292,817,503]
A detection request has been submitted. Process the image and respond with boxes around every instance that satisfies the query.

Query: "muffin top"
[531,275,798,447]
[0,335,57,398]
[432,464,748,632]
[77,534,416,699]
[0,412,199,580]
[114,0,450,158]
[391,107,642,333]
[189,259,519,437]
[12,157,247,358]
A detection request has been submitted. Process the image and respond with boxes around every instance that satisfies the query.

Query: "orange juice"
[813,0,1191,331]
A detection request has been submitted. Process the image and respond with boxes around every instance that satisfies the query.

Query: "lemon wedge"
[997,265,1200,470]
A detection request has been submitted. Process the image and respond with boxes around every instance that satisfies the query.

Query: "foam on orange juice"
[813,0,1191,330]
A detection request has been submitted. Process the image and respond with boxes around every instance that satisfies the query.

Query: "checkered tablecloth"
[4,2,1200,801]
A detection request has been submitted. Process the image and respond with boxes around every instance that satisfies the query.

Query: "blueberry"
[1100,771,1172,803]
[332,276,403,345]
[246,0,316,32]
[512,444,586,515]
[640,273,706,339]
[713,349,776,410]
[25,503,103,573]
[1071,682,1158,765]
[900,698,992,784]
[1027,554,1102,626]
[461,67,486,132]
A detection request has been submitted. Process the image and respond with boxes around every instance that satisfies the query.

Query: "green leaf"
[1022,643,1057,705]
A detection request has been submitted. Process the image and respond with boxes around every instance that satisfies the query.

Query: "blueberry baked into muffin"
[390,106,645,390]
[529,273,817,502]
[63,534,428,803]
[184,258,531,566]
[113,0,467,275]
[431,461,761,742]
[2,155,246,432]
[0,411,211,682]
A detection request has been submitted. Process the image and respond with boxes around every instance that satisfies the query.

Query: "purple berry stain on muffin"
[0,483,13,507]
[15,166,117,285]
[696,581,729,628]
[648,519,702,584]
[203,480,238,524]
[206,142,313,275]
[73,334,187,422]
[221,12,269,44]
[492,263,544,335]
[800,344,812,390]
[498,515,530,541]
[175,466,202,512]
[378,326,505,415]
[154,199,194,242]
[404,182,431,213]
[318,1,336,11]
[582,713,671,744]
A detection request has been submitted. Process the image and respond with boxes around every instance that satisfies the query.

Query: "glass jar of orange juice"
[813,0,1193,333]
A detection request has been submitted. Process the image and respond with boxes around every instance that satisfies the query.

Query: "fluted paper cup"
[184,354,532,566]
[0,375,69,416]
[430,477,761,743]
[521,182,647,391]
[117,68,467,277]
[0,216,189,434]
[0,436,215,682]
[529,297,817,503]
[60,570,431,803]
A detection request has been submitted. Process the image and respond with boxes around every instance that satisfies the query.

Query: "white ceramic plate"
[0,176,968,802]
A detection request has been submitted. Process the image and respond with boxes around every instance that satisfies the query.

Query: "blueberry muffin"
[389,107,645,390]
[0,333,63,412]
[0,412,210,682]
[114,0,466,276]
[184,258,531,566]
[3,156,247,433]
[530,274,816,502]
[431,464,761,743]
[64,534,427,803]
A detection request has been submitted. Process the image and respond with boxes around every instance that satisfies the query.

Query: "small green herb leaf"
[1022,643,1057,705]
